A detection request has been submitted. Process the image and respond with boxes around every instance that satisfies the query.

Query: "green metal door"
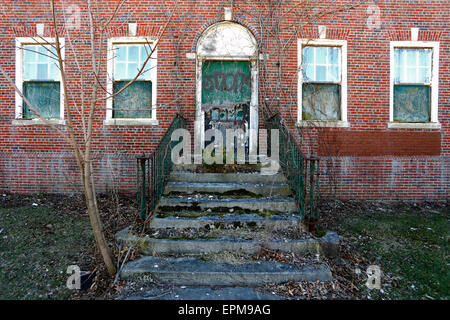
[202,61,251,158]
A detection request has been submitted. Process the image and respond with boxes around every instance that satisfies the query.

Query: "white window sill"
[387,122,441,130]
[12,119,66,126]
[103,118,159,126]
[296,120,349,128]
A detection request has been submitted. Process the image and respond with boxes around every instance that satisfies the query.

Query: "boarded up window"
[113,44,153,118]
[302,46,341,120]
[113,81,152,118]
[394,85,430,122]
[393,48,432,122]
[22,45,60,118]
[302,83,340,120]
[23,82,61,119]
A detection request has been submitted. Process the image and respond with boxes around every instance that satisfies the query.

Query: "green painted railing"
[265,114,320,232]
[136,114,187,220]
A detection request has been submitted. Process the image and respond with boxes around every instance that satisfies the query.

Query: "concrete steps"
[116,228,339,257]
[121,256,332,286]
[118,166,338,299]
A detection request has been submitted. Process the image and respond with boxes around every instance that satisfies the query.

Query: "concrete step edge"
[159,197,296,203]
[169,171,287,183]
[120,256,332,285]
[116,228,339,258]
[165,181,290,188]
[164,182,292,196]
[149,215,299,230]
[158,197,298,213]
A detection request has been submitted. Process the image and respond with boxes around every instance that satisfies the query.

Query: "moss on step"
[156,206,280,219]
[203,221,264,231]
[200,250,255,264]
[199,163,262,173]
[156,210,226,219]
[164,189,263,199]
[158,204,203,213]
[147,224,307,242]
[314,226,327,238]
[259,209,275,219]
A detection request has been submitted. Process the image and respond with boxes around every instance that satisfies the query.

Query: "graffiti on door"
[202,61,251,111]
[202,61,251,158]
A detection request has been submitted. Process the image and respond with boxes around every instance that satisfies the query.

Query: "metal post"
[310,160,315,220]
[136,153,147,220]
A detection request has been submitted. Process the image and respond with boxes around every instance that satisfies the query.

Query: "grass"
[0,206,93,299]
[337,208,449,300]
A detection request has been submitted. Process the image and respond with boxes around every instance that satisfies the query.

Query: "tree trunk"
[83,163,117,276]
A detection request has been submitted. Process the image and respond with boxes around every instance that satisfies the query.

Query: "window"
[389,42,440,129]
[105,37,158,126]
[14,38,65,124]
[298,39,348,127]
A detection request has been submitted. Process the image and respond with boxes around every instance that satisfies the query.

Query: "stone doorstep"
[116,228,339,258]
[169,171,288,184]
[120,256,333,286]
[163,181,292,197]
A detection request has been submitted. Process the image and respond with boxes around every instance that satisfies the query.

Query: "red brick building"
[0,0,448,201]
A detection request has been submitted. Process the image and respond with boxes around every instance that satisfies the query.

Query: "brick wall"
[0,0,448,200]
[319,157,449,201]
[317,131,442,157]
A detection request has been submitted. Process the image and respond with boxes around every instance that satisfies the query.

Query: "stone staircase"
[117,164,339,300]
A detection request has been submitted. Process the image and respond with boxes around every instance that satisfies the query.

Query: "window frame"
[105,37,158,126]
[297,39,348,128]
[14,37,66,125]
[389,41,440,129]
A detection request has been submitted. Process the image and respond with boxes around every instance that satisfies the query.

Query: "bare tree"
[0,0,176,276]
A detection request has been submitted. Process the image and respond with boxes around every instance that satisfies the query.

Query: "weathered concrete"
[158,197,298,213]
[124,286,282,300]
[172,163,200,171]
[121,256,332,285]
[164,181,292,196]
[169,172,287,184]
[150,214,299,230]
[117,165,339,298]
[116,228,340,257]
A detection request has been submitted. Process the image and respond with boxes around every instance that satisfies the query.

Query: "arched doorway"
[194,21,259,163]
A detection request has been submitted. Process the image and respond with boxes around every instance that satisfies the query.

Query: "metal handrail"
[136,113,187,220]
[265,113,320,233]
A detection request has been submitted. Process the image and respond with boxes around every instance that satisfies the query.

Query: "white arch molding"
[194,21,259,163]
